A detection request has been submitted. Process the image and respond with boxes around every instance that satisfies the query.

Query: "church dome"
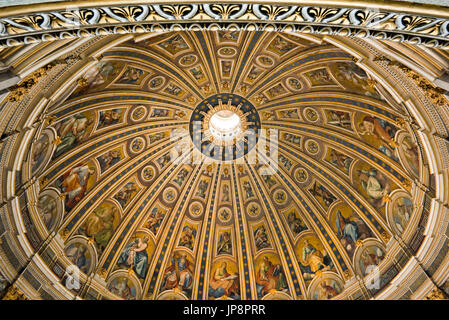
[0,1,448,301]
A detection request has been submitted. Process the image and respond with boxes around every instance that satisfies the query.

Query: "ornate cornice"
[3,3,449,48]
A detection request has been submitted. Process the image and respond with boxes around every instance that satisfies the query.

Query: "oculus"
[189,93,260,161]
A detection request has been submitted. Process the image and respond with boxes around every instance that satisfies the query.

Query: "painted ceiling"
[0,28,448,300]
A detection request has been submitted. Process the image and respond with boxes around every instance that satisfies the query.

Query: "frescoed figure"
[242,181,254,199]
[401,135,420,176]
[254,225,270,250]
[255,256,288,297]
[335,209,373,257]
[144,206,165,235]
[178,225,196,250]
[80,203,118,252]
[114,182,138,209]
[286,210,307,236]
[218,31,239,42]
[196,180,209,198]
[392,197,413,234]
[82,61,118,89]
[358,115,398,161]
[117,237,149,278]
[32,134,50,172]
[297,238,333,281]
[327,149,353,174]
[217,231,232,255]
[108,277,136,300]
[357,167,391,209]
[267,36,296,54]
[57,164,95,211]
[283,132,301,146]
[53,114,93,159]
[173,168,189,187]
[333,62,378,97]
[158,34,189,55]
[117,66,145,84]
[309,181,337,208]
[98,109,123,129]
[97,149,121,173]
[305,68,335,86]
[65,242,91,274]
[311,278,343,300]
[326,110,352,130]
[209,262,240,299]
[162,252,193,296]
[359,245,385,277]
[37,194,58,230]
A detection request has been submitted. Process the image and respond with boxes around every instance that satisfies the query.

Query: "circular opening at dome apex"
[209,110,241,141]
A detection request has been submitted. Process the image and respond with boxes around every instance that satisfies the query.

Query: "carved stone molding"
[1,3,449,48]
[374,56,448,107]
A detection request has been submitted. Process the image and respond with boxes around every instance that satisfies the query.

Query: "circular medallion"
[179,54,198,66]
[131,105,147,122]
[295,167,309,183]
[189,93,261,161]
[273,189,288,205]
[148,76,165,90]
[256,55,274,67]
[218,207,233,223]
[141,165,156,182]
[247,202,261,218]
[130,137,146,154]
[303,107,319,122]
[163,187,178,204]
[305,139,320,155]
[286,77,302,91]
[217,47,237,58]
[189,201,204,218]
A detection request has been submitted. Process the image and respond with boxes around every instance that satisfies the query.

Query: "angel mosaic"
[65,242,92,274]
[325,110,352,130]
[158,34,189,55]
[309,181,337,209]
[144,206,166,235]
[117,66,145,85]
[333,207,373,257]
[254,225,271,251]
[173,168,190,187]
[325,148,353,174]
[37,193,58,231]
[297,239,334,281]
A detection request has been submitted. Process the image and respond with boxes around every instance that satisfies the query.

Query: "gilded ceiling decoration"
[2,2,449,49]
[0,4,449,300]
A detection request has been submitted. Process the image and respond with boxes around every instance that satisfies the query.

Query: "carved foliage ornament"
[1,4,449,48]
[375,56,448,107]
[8,55,79,102]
